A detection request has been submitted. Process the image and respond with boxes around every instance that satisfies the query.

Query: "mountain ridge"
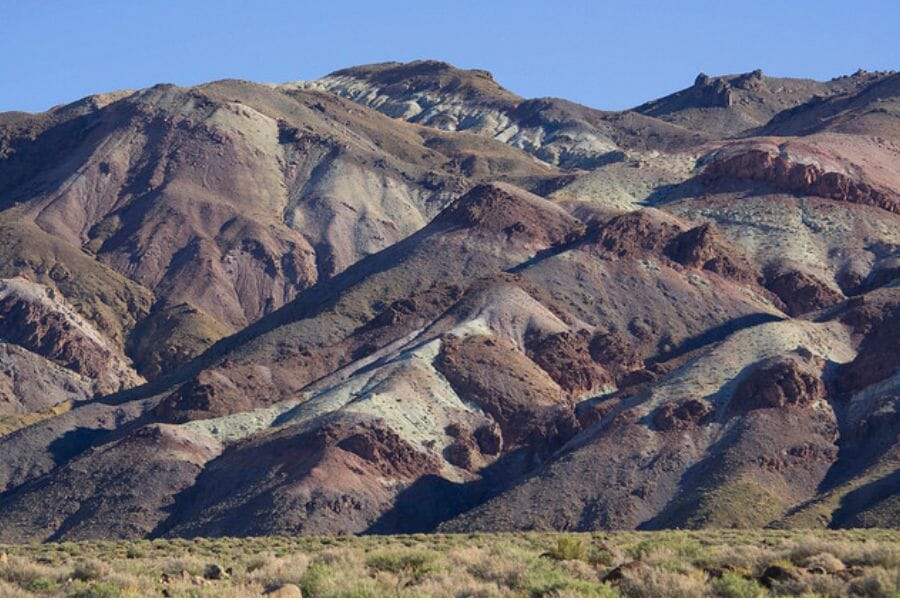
[0,60,897,541]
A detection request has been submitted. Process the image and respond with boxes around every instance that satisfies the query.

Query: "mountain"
[0,61,896,542]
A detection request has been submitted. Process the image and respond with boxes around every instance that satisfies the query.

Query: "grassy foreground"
[0,530,897,597]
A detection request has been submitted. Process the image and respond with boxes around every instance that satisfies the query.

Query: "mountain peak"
[330,59,497,83]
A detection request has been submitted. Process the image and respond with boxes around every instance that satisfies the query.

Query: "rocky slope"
[0,61,896,541]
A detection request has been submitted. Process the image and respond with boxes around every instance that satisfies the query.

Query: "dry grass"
[0,530,896,597]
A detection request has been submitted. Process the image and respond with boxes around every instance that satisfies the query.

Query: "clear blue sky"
[2,0,897,113]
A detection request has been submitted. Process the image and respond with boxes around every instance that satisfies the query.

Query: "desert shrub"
[619,565,709,597]
[524,566,615,598]
[588,541,623,567]
[711,571,766,597]
[454,580,506,597]
[402,570,477,597]
[26,577,57,593]
[799,552,846,574]
[462,547,529,590]
[546,537,587,561]
[243,551,309,587]
[71,559,108,581]
[766,569,851,598]
[848,567,900,597]
[852,544,900,569]
[0,556,66,592]
[158,555,206,576]
[0,580,24,596]
[628,538,668,560]
[365,549,437,588]
[556,558,600,581]
[68,580,122,597]
[806,573,850,597]
[316,547,363,568]
[299,562,330,597]
[705,543,776,573]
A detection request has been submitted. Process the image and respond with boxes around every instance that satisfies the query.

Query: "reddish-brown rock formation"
[702,149,899,214]
[765,270,844,316]
[525,329,612,396]
[0,64,897,539]
[728,351,826,415]
[435,182,586,247]
[665,223,761,284]
[835,299,900,394]
[588,329,645,385]
[0,281,140,395]
[153,367,281,423]
[156,418,444,537]
[653,398,714,431]
[596,211,682,259]
[332,421,442,479]
[435,334,578,449]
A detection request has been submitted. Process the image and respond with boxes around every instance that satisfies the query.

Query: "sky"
[1,0,898,113]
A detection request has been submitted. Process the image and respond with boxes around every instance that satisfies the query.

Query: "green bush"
[712,571,766,597]
[525,567,616,598]
[71,560,107,581]
[365,550,436,580]
[25,578,56,593]
[299,562,329,597]
[546,537,587,561]
[69,580,122,597]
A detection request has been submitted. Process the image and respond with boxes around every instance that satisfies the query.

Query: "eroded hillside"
[0,61,896,541]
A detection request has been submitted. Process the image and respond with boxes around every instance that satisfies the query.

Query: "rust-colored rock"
[665,223,761,284]
[525,329,612,395]
[435,333,577,449]
[728,352,825,415]
[702,149,899,214]
[0,284,140,395]
[444,437,479,470]
[653,398,713,431]
[435,182,585,248]
[835,300,899,393]
[766,270,844,316]
[334,421,441,479]
[596,211,682,259]
[474,422,503,455]
[588,329,645,385]
[152,366,281,423]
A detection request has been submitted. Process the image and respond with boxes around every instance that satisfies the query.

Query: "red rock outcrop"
[765,270,844,316]
[835,299,900,394]
[588,329,645,385]
[331,420,442,479]
[653,398,713,431]
[728,351,826,415]
[152,366,281,423]
[435,334,578,449]
[0,281,141,395]
[665,223,761,284]
[596,211,682,259]
[702,149,899,214]
[525,329,612,396]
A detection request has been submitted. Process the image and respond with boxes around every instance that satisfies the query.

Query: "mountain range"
[0,60,897,541]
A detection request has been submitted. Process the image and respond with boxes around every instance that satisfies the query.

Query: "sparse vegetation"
[0,530,895,597]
